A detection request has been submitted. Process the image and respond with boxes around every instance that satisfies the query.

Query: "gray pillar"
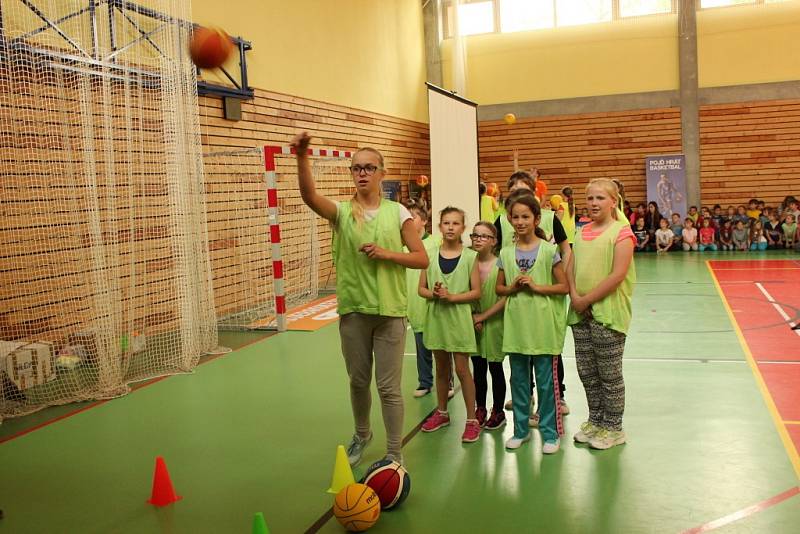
[679,0,701,207]
[423,0,443,86]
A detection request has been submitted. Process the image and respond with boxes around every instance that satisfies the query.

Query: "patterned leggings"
[571,319,627,431]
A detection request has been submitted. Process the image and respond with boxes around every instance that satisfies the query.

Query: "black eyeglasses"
[349,165,382,175]
[470,233,494,240]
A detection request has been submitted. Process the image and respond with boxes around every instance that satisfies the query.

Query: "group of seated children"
[627,196,799,253]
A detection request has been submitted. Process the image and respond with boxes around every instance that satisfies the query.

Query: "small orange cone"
[147,456,182,507]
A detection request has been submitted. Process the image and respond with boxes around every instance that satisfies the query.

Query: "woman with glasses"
[292,132,428,467]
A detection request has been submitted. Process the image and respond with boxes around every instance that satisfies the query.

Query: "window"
[620,0,673,18]
[700,0,755,7]
[556,0,613,27]
[446,1,495,37]
[500,0,555,33]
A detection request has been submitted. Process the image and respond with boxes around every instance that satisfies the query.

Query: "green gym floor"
[2,253,799,533]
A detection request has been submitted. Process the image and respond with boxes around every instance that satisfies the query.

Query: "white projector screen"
[427,84,480,239]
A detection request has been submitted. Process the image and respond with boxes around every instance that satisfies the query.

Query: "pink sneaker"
[422,410,450,432]
[461,419,481,443]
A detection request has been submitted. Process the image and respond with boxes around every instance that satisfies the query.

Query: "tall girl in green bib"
[469,221,507,430]
[567,178,636,451]
[496,194,568,454]
[292,133,428,467]
[419,207,482,443]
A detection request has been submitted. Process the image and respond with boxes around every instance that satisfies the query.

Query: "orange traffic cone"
[147,456,182,507]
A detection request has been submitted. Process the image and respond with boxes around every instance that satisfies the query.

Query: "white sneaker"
[384,452,405,467]
[589,429,626,450]
[447,388,455,399]
[505,433,531,450]
[528,412,540,428]
[574,421,601,444]
[542,439,560,454]
[560,399,570,415]
[413,387,430,398]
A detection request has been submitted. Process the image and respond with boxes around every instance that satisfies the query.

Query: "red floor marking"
[758,364,800,421]
[711,259,800,481]
[682,486,800,534]
[720,283,800,360]
[709,259,800,269]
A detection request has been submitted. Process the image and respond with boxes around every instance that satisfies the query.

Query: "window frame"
[439,0,781,39]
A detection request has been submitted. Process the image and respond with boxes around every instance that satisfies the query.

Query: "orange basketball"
[333,483,381,532]
[189,27,234,69]
[486,182,499,197]
[415,175,429,188]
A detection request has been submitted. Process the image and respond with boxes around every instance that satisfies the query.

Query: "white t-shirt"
[655,228,674,246]
[335,200,413,227]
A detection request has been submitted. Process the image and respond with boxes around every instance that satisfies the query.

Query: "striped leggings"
[572,319,627,431]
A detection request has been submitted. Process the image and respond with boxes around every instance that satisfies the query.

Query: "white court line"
[754,282,800,337]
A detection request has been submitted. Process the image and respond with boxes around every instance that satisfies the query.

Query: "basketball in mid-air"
[504,113,516,125]
[189,27,234,69]
[416,174,430,187]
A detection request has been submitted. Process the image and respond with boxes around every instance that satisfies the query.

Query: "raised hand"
[291,131,312,154]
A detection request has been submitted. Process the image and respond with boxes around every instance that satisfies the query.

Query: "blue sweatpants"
[414,331,433,389]
[509,354,562,443]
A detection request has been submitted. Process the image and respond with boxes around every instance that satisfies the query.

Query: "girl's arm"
[557,240,572,274]
[292,132,338,221]
[443,260,481,304]
[474,296,507,323]
[496,269,522,296]
[361,220,428,269]
[418,270,434,299]
[531,261,569,295]
[572,238,634,310]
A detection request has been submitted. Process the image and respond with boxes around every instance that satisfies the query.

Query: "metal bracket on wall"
[0,0,253,99]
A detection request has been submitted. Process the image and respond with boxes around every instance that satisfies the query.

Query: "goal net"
[205,147,354,330]
[0,1,217,421]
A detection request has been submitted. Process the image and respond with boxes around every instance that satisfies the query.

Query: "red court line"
[682,486,800,534]
[0,335,274,445]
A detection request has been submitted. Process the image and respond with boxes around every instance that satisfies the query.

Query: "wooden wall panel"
[699,99,800,207]
[199,89,431,311]
[479,99,800,212]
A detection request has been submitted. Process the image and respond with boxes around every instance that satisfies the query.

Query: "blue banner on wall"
[646,154,686,219]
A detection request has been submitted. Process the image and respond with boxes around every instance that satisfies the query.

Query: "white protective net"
[0,0,217,421]
[204,147,354,330]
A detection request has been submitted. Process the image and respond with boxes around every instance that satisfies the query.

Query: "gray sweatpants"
[572,318,627,431]
[339,313,406,456]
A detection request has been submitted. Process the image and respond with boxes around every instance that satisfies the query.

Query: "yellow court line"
[706,261,800,481]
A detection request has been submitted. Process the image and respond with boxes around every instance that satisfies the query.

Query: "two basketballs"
[189,27,234,69]
[333,460,411,531]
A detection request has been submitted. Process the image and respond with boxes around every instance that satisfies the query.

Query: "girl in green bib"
[419,207,482,443]
[469,222,507,430]
[567,178,636,451]
[402,199,443,398]
[496,194,568,454]
[497,176,573,419]
[292,133,428,467]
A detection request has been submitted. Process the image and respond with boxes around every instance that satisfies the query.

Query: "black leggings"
[471,356,506,411]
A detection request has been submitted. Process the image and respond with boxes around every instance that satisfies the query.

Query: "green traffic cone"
[252,512,270,534]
